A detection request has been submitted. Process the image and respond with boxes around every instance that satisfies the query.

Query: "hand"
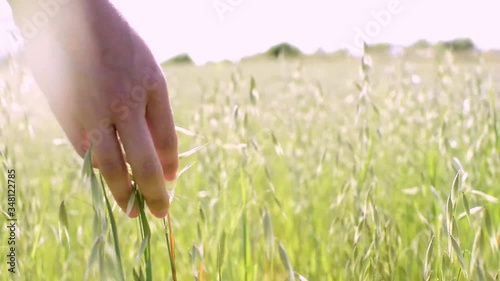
[18,0,178,218]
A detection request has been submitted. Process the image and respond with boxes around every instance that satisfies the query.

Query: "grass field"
[1,47,499,280]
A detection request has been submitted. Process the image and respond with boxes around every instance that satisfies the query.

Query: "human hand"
[19,0,178,218]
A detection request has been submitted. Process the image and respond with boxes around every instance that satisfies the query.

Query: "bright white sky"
[0,0,499,64]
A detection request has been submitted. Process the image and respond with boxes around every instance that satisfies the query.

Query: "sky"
[0,0,499,64]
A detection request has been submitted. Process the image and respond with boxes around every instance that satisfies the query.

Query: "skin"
[8,0,178,218]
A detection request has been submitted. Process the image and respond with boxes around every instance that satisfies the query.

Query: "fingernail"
[151,207,169,218]
[164,172,177,182]
[163,163,178,182]
[123,206,139,218]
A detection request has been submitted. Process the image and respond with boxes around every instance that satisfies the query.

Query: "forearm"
[7,0,135,65]
[8,0,83,34]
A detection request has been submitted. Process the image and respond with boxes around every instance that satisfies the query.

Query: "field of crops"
[1,47,499,280]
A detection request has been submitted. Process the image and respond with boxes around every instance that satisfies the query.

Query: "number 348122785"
[7,169,16,218]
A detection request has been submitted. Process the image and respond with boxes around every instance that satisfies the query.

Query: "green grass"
[0,47,499,280]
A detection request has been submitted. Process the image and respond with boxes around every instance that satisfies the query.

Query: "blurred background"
[1,0,499,63]
[1,1,499,281]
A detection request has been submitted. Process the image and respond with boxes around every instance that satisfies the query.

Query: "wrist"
[8,1,76,55]
[9,0,113,42]
[10,0,129,58]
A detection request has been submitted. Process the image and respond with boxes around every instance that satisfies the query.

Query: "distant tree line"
[161,38,478,65]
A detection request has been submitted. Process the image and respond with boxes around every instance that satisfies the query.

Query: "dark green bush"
[440,38,475,52]
[163,53,194,65]
[366,43,392,53]
[265,43,302,58]
[410,40,431,49]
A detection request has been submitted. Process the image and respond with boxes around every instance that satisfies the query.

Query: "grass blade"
[126,192,136,217]
[278,241,296,281]
[99,174,125,281]
[217,231,226,281]
[135,234,150,265]
[470,190,498,203]
[296,272,308,281]
[262,209,274,260]
[59,200,69,231]
[132,268,142,281]
[81,146,93,178]
[178,144,208,159]
[450,235,466,272]
[84,235,103,281]
[424,235,434,279]
[175,125,199,137]
[164,213,177,281]
[135,188,152,281]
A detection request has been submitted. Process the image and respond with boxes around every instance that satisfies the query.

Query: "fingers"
[146,86,178,181]
[90,124,138,218]
[49,104,102,167]
[59,116,90,158]
[116,118,170,218]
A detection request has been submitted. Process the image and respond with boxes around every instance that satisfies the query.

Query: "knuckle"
[98,158,122,174]
[145,68,167,89]
[137,159,162,177]
[157,133,178,152]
